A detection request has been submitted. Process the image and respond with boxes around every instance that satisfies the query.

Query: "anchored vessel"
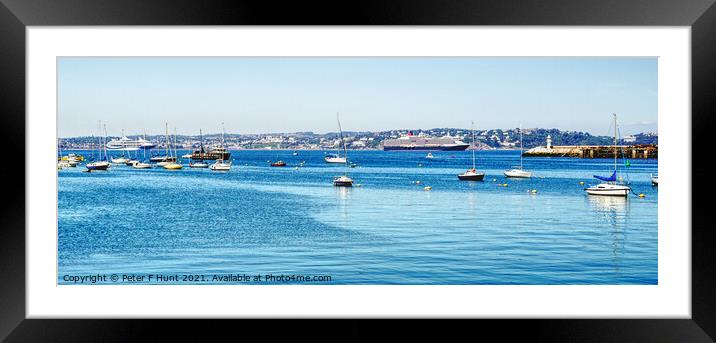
[325,128,347,164]
[382,132,470,151]
[457,122,485,181]
[332,113,354,187]
[189,129,210,168]
[162,125,183,170]
[585,114,631,196]
[504,124,533,178]
[86,122,111,171]
[210,123,232,171]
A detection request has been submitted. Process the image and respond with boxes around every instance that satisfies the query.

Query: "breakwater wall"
[523,144,657,159]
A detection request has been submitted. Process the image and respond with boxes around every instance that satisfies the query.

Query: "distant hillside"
[59,127,657,150]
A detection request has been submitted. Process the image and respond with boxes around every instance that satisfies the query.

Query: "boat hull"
[585,184,630,196]
[150,156,176,162]
[383,144,469,151]
[86,162,110,171]
[457,173,485,181]
[163,163,183,170]
[504,169,533,178]
[209,163,231,171]
[190,151,231,161]
[325,158,347,163]
[189,163,209,168]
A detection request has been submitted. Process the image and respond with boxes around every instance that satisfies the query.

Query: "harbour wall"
[523,144,657,159]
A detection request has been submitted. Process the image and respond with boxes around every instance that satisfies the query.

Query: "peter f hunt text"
[61,273,333,284]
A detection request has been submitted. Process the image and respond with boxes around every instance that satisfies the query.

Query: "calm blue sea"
[57,149,658,285]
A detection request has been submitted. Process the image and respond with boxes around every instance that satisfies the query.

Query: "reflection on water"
[334,186,352,220]
[588,195,629,213]
[587,195,628,273]
[58,149,657,284]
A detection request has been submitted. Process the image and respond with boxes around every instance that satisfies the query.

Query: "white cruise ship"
[105,136,156,151]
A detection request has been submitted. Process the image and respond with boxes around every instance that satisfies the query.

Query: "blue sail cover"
[593,170,617,182]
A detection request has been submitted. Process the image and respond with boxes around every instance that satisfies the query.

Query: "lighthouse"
[546,135,552,149]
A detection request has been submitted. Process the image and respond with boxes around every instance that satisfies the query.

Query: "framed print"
[2,0,715,341]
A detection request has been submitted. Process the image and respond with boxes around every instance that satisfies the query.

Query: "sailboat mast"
[173,127,178,159]
[519,123,523,170]
[103,124,108,161]
[336,113,343,158]
[199,128,204,161]
[98,121,102,161]
[613,113,617,173]
[143,129,147,160]
[472,122,476,170]
[165,123,170,158]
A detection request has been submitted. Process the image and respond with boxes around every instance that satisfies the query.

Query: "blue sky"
[58,57,657,137]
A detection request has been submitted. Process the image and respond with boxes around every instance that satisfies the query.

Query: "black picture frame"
[1,0,714,341]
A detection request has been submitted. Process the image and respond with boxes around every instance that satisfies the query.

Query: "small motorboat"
[271,160,287,167]
[292,151,298,156]
[457,168,485,181]
[426,152,434,159]
[651,174,658,186]
[333,175,354,187]
[210,160,231,171]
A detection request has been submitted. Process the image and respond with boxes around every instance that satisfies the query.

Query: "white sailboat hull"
[585,183,631,196]
[504,169,533,178]
[132,163,152,169]
[210,162,231,171]
[325,156,346,163]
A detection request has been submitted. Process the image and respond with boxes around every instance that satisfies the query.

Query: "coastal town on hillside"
[59,127,658,151]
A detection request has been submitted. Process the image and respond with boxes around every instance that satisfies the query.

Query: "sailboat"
[163,125,183,170]
[133,131,152,169]
[504,124,533,178]
[189,129,209,168]
[457,122,485,181]
[86,122,111,171]
[110,129,130,164]
[585,114,631,196]
[210,123,232,171]
[325,119,347,164]
[332,113,353,187]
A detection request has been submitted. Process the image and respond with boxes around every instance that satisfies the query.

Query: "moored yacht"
[458,122,485,181]
[504,124,533,178]
[585,114,631,197]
